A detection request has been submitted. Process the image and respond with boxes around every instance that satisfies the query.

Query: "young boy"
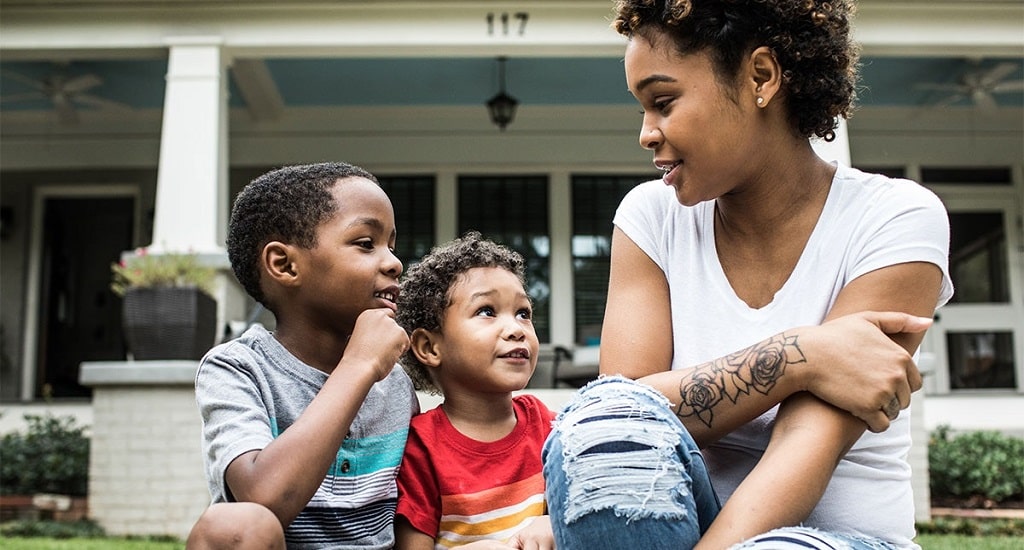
[186,162,418,549]
[393,232,556,549]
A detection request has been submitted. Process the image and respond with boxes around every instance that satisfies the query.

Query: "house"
[1,0,1022,438]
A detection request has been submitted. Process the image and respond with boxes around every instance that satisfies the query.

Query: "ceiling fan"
[917,59,1024,111]
[0,65,131,125]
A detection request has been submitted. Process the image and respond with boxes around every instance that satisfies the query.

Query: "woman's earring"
[756,96,765,106]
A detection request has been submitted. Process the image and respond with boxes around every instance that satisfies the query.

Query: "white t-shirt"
[613,163,953,548]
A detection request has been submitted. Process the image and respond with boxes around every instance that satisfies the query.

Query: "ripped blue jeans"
[542,377,902,550]
[542,376,720,549]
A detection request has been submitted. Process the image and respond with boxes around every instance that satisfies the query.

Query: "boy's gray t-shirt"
[196,324,418,549]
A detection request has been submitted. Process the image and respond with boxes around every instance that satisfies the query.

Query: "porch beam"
[2,2,1020,60]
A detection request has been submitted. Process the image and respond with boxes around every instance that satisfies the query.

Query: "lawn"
[917,534,1024,549]
[3,538,184,549]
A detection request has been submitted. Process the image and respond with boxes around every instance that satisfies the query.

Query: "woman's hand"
[800,311,931,432]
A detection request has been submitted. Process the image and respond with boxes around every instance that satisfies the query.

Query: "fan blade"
[933,93,967,109]
[978,62,1019,88]
[992,80,1024,93]
[74,93,132,111]
[0,92,46,104]
[62,73,102,94]
[1,70,46,91]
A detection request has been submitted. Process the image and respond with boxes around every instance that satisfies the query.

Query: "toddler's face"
[434,267,539,392]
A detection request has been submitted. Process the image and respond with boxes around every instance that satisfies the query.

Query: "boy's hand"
[344,308,410,381]
[506,515,555,550]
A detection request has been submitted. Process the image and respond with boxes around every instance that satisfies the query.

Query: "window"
[571,174,651,345]
[948,212,1009,304]
[928,191,1022,395]
[458,175,550,342]
[921,167,1012,185]
[856,166,906,179]
[946,331,1017,390]
[377,175,435,270]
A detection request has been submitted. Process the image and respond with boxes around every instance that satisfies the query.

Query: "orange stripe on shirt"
[439,471,545,517]
[438,499,547,541]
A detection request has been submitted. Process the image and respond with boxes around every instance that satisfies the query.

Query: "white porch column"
[151,37,228,254]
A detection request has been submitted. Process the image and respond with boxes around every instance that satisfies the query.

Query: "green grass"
[917,534,1024,549]
[0,520,184,549]
[2,538,184,550]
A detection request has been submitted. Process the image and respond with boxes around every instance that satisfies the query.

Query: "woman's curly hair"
[613,0,859,141]
[396,231,527,394]
[227,162,378,310]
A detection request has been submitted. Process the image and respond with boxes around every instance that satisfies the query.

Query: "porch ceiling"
[0,55,1021,123]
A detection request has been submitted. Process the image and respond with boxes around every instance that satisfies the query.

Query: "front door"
[36,196,134,398]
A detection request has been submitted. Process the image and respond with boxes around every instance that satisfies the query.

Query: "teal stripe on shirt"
[328,428,409,477]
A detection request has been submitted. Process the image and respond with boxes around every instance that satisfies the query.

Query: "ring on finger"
[883,396,901,420]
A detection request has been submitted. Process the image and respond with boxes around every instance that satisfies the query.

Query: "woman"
[542,1,953,549]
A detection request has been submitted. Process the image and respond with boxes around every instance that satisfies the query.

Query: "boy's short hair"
[396,231,527,394]
[227,162,378,309]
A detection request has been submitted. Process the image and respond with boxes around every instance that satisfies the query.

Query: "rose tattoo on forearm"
[675,333,806,427]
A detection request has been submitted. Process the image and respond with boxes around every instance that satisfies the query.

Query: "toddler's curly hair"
[227,162,378,310]
[396,231,527,394]
[613,0,859,141]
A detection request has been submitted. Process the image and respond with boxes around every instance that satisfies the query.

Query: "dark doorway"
[36,196,134,398]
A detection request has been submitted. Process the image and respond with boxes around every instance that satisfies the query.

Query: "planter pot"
[122,287,217,360]
[0,494,87,521]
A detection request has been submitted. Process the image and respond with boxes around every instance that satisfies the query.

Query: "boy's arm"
[225,308,409,527]
[395,417,448,550]
[395,517,436,550]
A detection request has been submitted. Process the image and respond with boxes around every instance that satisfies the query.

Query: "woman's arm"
[600,227,674,380]
[602,228,930,445]
[695,261,943,546]
[695,393,861,549]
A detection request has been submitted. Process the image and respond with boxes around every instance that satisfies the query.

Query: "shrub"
[929,425,1024,504]
[0,414,90,496]
[0,519,105,539]
[916,517,1024,537]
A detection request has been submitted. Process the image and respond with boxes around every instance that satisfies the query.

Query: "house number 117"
[487,12,529,36]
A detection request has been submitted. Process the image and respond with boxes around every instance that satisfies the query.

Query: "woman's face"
[624,34,762,206]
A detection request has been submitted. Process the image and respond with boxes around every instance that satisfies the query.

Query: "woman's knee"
[186,502,285,550]
[544,376,698,524]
